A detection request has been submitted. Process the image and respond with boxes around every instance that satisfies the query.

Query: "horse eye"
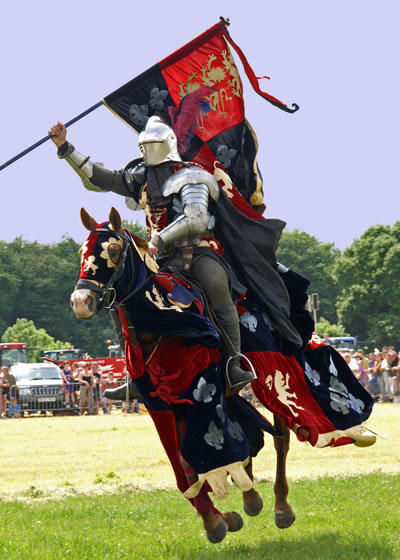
[108,245,121,264]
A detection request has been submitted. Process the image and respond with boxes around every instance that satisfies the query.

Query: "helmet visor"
[139,140,170,167]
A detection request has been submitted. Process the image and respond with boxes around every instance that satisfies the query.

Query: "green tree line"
[278,223,400,348]
[1,220,399,353]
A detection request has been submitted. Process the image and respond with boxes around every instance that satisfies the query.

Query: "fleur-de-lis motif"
[330,393,350,415]
[304,361,321,387]
[240,312,258,333]
[204,420,224,450]
[228,418,244,442]
[129,104,149,127]
[216,144,237,169]
[329,375,350,415]
[193,376,216,404]
[149,87,168,111]
[348,393,365,414]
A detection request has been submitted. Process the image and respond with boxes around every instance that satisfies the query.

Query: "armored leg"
[213,303,257,391]
[103,379,143,402]
[191,256,256,392]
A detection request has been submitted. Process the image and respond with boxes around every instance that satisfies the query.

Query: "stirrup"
[226,354,257,392]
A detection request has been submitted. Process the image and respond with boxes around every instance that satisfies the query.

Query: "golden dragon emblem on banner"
[178,48,243,129]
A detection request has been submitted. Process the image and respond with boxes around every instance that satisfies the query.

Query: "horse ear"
[80,208,97,231]
[109,207,122,233]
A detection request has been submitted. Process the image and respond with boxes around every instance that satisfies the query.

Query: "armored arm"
[57,141,127,194]
[57,142,145,210]
[150,166,220,251]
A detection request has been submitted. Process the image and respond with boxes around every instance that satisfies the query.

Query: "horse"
[71,207,375,543]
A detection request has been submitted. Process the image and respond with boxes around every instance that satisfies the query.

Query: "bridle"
[74,227,137,313]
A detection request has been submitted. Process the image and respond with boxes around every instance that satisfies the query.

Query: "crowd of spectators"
[324,336,400,402]
[58,362,141,416]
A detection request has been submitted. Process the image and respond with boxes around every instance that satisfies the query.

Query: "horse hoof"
[206,519,228,543]
[225,511,243,532]
[353,434,376,447]
[275,510,296,529]
[243,494,263,517]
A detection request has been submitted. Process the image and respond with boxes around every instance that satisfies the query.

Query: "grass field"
[0,473,399,559]
[0,403,399,559]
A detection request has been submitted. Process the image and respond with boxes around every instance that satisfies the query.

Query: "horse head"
[71,207,151,320]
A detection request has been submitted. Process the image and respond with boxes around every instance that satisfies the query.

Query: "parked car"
[9,363,65,415]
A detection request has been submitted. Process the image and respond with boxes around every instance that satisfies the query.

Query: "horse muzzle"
[70,288,98,319]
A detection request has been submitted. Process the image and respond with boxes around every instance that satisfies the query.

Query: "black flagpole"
[0,101,103,172]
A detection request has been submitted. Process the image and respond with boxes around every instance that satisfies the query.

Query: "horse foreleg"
[179,453,243,543]
[242,459,264,517]
[273,414,296,529]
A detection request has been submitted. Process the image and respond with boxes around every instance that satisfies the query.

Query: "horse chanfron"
[71,207,126,320]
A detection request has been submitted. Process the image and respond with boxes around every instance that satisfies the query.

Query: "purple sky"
[1,1,399,250]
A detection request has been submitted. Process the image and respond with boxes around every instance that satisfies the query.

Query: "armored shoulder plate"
[124,159,147,185]
[162,166,220,201]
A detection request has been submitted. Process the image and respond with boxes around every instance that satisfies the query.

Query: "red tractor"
[41,347,126,384]
[0,342,29,367]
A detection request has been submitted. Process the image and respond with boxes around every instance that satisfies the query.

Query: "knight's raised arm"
[48,122,144,207]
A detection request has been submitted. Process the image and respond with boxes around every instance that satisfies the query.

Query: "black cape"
[213,190,305,354]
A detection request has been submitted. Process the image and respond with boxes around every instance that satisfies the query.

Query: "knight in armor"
[49,115,257,394]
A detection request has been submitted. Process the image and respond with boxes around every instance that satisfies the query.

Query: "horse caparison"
[70,207,374,543]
